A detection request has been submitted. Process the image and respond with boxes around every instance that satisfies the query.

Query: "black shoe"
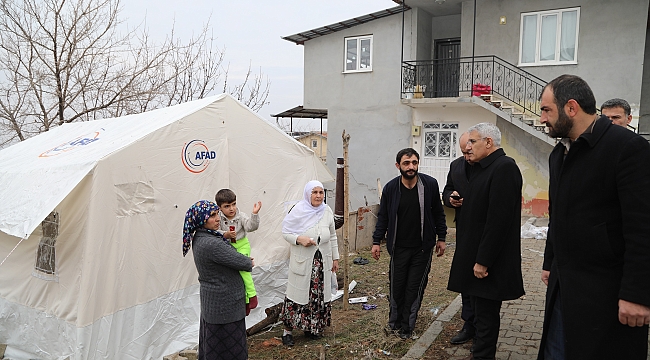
[383,325,400,337]
[303,331,322,340]
[398,329,412,340]
[450,328,475,344]
[282,334,294,346]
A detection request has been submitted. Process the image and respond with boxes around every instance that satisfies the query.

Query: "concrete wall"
[497,118,553,217]
[460,0,649,113]
[414,8,433,61]
[432,14,462,48]
[303,11,414,209]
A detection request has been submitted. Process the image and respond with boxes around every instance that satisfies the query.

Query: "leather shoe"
[282,334,294,346]
[398,329,412,340]
[383,325,400,337]
[450,328,474,344]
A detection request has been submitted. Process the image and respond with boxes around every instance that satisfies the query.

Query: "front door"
[420,123,459,183]
[432,38,461,97]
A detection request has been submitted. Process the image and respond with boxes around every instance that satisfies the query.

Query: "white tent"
[0,94,333,360]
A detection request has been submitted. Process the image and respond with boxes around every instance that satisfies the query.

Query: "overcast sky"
[121,0,397,131]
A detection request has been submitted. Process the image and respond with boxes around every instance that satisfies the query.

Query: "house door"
[432,38,461,97]
[420,123,459,183]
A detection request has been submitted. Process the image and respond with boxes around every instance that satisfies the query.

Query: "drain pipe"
[334,157,345,229]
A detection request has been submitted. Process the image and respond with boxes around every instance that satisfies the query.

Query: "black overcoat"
[442,156,469,223]
[538,116,650,359]
[447,148,524,301]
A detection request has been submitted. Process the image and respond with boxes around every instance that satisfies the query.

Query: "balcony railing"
[401,56,546,116]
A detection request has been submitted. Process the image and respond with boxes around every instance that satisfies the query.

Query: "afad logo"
[182,140,216,173]
[39,129,103,158]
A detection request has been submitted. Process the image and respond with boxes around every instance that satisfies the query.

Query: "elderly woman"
[279,180,340,346]
[182,200,253,360]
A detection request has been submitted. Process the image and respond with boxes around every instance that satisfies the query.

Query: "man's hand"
[449,191,463,207]
[296,236,317,247]
[473,263,488,278]
[435,240,446,257]
[371,244,381,260]
[541,270,550,286]
[618,299,650,327]
[252,201,262,214]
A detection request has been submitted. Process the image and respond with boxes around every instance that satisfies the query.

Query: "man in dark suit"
[538,75,650,359]
[442,131,476,345]
[447,123,524,360]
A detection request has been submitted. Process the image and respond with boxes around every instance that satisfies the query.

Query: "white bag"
[331,272,338,295]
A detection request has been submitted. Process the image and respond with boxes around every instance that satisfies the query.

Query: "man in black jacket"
[372,148,447,339]
[442,131,475,345]
[538,75,650,359]
[447,123,524,360]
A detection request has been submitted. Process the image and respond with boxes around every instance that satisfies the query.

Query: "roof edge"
[282,5,410,45]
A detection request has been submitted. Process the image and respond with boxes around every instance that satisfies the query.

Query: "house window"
[423,123,458,158]
[344,35,372,72]
[34,211,59,281]
[519,7,579,66]
[312,139,318,148]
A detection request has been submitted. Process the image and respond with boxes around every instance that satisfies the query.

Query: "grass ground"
[246,231,459,359]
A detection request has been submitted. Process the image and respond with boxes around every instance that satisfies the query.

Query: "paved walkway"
[407,237,650,359]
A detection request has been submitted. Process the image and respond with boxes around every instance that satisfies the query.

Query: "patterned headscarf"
[182,200,221,256]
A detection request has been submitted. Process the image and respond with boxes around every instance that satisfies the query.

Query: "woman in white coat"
[279,180,340,346]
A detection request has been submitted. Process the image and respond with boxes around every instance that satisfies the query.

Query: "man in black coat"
[538,74,650,359]
[447,123,524,360]
[372,148,447,339]
[442,131,476,345]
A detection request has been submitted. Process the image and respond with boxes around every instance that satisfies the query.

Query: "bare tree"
[0,0,270,146]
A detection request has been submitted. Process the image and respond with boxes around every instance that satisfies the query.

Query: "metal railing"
[401,55,546,116]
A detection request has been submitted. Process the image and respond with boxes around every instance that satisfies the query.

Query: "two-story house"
[277,0,650,217]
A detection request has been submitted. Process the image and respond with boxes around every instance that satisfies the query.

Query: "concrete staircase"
[478,94,550,136]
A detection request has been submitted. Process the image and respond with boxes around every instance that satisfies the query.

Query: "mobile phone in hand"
[450,195,462,200]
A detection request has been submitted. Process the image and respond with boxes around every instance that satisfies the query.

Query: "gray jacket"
[192,229,253,324]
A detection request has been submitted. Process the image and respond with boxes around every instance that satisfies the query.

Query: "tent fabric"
[0,94,333,359]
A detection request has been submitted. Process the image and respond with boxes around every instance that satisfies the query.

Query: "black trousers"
[470,295,502,360]
[388,246,433,332]
[461,293,476,332]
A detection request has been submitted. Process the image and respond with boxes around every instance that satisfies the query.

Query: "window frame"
[33,211,59,281]
[312,139,318,148]
[518,7,580,67]
[343,35,373,73]
[422,123,459,159]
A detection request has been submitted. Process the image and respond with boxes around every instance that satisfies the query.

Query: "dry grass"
[247,231,459,359]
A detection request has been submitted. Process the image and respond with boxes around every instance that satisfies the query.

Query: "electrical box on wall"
[411,125,421,136]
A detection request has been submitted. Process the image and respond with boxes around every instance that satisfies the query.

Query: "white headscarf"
[282,180,326,235]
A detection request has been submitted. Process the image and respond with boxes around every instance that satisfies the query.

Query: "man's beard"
[547,109,573,138]
[400,168,418,180]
